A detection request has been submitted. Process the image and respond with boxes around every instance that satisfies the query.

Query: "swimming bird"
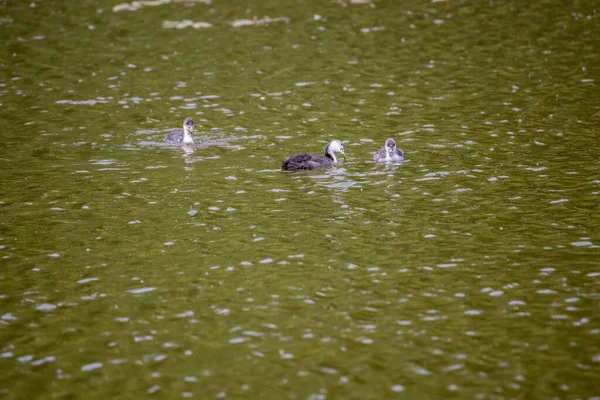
[373,138,404,162]
[281,140,346,170]
[165,118,195,146]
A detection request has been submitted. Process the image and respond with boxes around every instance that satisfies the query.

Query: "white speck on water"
[48,253,60,258]
[592,354,600,362]
[18,355,33,363]
[424,234,436,238]
[391,384,404,392]
[81,362,103,372]
[295,82,315,87]
[127,287,156,294]
[572,241,592,247]
[77,277,99,284]
[413,366,431,375]
[565,297,580,303]
[243,331,265,337]
[279,349,294,359]
[164,242,174,246]
[2,313,17,321]
[31,356,56,366]
[259,258,273,264]
[525,166,546,172]
[0,352,13,358]
[358,337,373,344]
[509,300,526,306]
[550,199,568,204]
[36,303,57,311]
[437,263,457,268]
[537,289,557,294]
[443,364,464,372]
[147,385,160,394]
[465,310,482,315]
[489,290,504,297]
[229,337,246,344]
[175,310,194,318]
[128,220,141,224]
[184,376,197,382]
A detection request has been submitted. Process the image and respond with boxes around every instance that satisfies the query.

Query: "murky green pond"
[1,0,599,398]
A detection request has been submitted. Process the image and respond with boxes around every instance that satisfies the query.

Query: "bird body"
[281,140,345,170]
[166,118,195,146]
[374,138,404,162]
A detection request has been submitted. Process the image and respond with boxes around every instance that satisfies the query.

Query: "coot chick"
[373,138,404,162]
[281,140,345,170]
[165,118,195,146]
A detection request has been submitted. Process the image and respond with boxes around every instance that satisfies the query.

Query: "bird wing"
[165,130,183,143]
[282,154,330,170]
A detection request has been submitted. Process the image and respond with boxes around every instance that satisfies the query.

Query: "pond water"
[1,0,599,398]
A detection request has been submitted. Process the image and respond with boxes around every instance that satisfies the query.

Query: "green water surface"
[1,0,599,398]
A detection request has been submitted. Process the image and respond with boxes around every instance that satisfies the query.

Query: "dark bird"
[281,140,346,170]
